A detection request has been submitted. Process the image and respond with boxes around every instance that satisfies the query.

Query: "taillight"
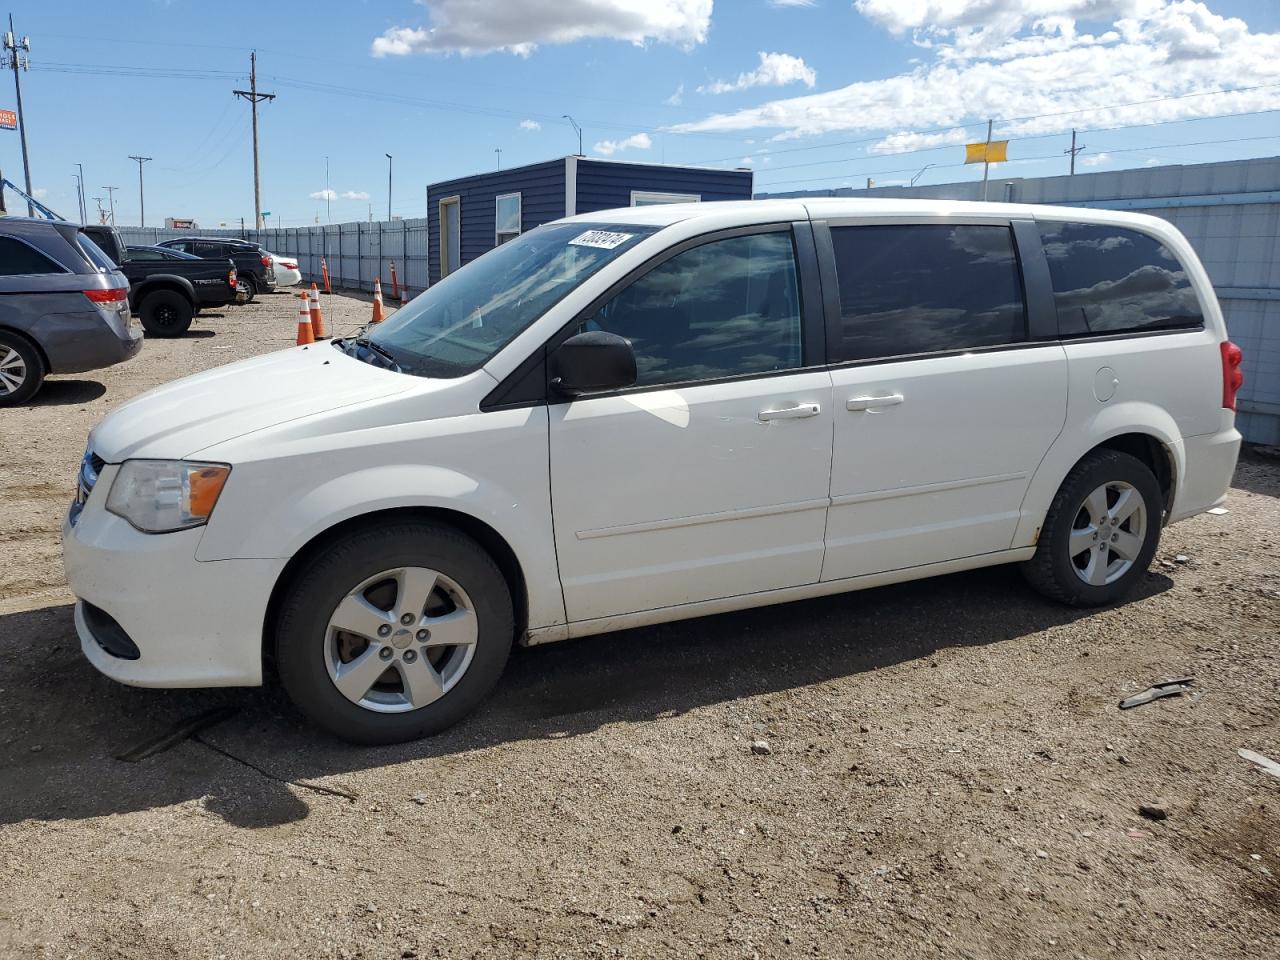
[1221,340,1244,410]
[84,287,128,304]
[260,255,271,268]
[282,261,298,270]
[229,268,238,286]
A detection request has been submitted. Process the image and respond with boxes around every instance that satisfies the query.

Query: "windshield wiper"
[333,337,402,372]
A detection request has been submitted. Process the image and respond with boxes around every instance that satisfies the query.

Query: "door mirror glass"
[551,331,637,396]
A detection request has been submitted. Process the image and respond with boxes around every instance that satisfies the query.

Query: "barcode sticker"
[569,230,635,250]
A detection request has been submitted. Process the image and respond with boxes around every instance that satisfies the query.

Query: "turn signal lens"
[106,460,231,534]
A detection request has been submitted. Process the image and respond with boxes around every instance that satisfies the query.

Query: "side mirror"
[550,331,637,396]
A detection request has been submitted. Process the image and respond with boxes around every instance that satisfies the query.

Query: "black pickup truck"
[157,237,277,301]
[80,225,238,336]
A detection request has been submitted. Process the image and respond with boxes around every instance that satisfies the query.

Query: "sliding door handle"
[758,402,821,422]
[846,393,904,412]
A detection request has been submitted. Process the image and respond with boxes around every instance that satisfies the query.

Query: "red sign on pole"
[0,109,16,130]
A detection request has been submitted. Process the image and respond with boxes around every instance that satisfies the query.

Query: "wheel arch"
[261,505,530,677]
[0,324,50,375]
[131,276,196,310]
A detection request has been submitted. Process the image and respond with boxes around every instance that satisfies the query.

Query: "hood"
[90,344,414,462]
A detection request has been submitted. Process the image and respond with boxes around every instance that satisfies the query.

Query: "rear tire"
[139,290,194,337]
[1021,450,1163,607]
[0,330,43,406]
[239,276,257,302]
[275,521,514,744]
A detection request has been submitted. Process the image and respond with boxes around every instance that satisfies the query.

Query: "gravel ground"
[0,290,1277,959]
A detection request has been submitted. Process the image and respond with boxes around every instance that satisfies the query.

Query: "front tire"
[139,290,194,337]
[275,521,514,744]
[1021,450,1163,607]
[0,331,43,406]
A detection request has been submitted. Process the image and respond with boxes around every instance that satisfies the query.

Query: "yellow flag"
[965,140,1009,164]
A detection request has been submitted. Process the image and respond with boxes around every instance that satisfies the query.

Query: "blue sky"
[3,0,1279,227]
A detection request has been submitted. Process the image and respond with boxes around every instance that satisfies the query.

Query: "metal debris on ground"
[1118,677,1195,710]
[116,706,238,762]
[1238,749,1280,781]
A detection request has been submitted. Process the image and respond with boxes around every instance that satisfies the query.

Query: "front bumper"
[63,488,285,688]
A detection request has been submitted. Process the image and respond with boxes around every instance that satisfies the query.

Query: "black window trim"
[0,233,74,276]
[481,221,828,411]
[816,216,1047,371]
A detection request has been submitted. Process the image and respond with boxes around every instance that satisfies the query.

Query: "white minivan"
[64,199,1244,743]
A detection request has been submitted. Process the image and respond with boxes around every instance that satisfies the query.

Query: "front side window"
[586,231,802,387]
[0,236,66,276]
[495,193,521,245]
[828,224,1026,363]
[1037,222,1203,336]
[125,248,163,261]
[368,221,657,377]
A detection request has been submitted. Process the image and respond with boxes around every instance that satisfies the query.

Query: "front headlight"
[106,460,231,534]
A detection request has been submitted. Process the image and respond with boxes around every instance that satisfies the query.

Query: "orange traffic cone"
[308,283,327,338]
[371,276,385,325]
[320,257,332,294]
[389,259,400,301]
[295,293,314,345]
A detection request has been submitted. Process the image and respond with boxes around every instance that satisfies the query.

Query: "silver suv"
[0,218,141,405]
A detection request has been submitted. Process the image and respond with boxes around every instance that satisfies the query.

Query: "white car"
[267,252,302,287]
[64,199,1243,744]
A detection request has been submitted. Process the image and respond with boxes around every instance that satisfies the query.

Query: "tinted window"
[125,247,164,261]
[193,242,224,257]
[78,234,118,270]
[829,224,1026,362]
[587,231,803,387]
[0,236,66,275]
[1037,222,1203,336]
[165,242,189,253]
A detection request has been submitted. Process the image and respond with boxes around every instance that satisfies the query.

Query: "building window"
[495,192,521,245]
[630,190,701,207]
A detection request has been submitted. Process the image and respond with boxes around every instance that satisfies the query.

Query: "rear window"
[1036,222,1203,336]
[77,234,119,271]
[0,236,67,276]
[828,224,1027,362]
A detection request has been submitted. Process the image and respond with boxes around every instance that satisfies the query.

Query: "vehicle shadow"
[27,379,108,406]
[0,565,1173,830]
[180,329,217,339]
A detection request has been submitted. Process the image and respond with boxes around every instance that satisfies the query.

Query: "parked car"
[213,238,302,287]
[157,237,276,301]
[118,245,238,336]
[64,200,1243,743]
[0,218,140,406]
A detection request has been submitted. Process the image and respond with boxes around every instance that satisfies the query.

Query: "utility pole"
[562,115,582,156]
[3,15,33,216]
[1065,128,1086,176]
[75,162,86,222]
[91,196,105,225]
[385,153,392,220]
[233,51,275,230]
[128,155,152,227]
[982,118,993,201]
[102,185,118,226]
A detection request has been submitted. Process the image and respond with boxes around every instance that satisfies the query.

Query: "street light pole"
[75,162,86,222]
[385,153,392,220]
[128,155,152,227]
[495,147,502,171]
[562,115,582,156]
[324,154,331,223]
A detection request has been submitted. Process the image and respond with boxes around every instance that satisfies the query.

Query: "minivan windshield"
[365,221,657,377]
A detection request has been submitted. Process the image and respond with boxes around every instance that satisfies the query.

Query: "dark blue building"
[425,156,753,285]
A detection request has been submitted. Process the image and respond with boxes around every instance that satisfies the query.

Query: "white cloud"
[371,0,712,57]
[309,189,337,201]
[520,119,542,131]
[341,191,370,201]
[700,51,817,94]
[665,83,685,106]
[593,132,654,155]
[769,0,816,6]
[31,187,47,199]
[670,2,1280,153]
[1081,151,1113,166]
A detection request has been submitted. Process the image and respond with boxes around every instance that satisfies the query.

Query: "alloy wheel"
[0,346,27,397]
[324,566,479,713]
[1069,480,1148,587]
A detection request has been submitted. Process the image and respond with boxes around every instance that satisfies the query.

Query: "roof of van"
[561,197,1166,230]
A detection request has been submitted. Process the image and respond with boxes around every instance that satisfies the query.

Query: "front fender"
[1012,400,1184,548]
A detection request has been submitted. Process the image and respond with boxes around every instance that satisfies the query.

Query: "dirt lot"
[0,290,1277,959]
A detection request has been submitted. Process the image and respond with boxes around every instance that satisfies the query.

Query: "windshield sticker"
[568,230,635,250]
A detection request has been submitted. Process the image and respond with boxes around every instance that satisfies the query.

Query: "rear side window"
[1037,222,1203,336]
[828,224,1026,362]
[77,234,118,271]
[0,236,66,275]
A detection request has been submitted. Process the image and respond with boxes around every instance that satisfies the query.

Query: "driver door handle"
[758,402,821,422]
[846,393,904,412]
